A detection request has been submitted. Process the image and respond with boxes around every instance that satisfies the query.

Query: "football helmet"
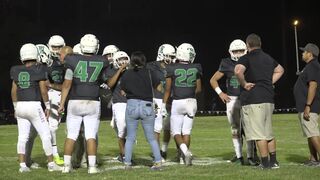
[229,39,247,61]
[36,44,53,66]
[176,43,196,63]
[73,43,82,54]
[112,51,130,69]
[80,34,99,54]
[102,45,119,63]
[47,35,65,57]
[156,44,176,64]
[20,43,39,63]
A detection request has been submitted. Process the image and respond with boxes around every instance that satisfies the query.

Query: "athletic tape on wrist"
[215,87,222,95]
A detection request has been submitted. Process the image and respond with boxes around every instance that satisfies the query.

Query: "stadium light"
[293,19,300,75]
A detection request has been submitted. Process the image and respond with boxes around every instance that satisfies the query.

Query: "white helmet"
[229,39,247,61]
[176,43,196,63]
[36,44,53,66]
[113,51,130,69]
[102,45,119,56]
[73,43,82,55]
[47,35,65,57]
[156,44,176,64]
[80,34,99,54]
[20,43,39,63]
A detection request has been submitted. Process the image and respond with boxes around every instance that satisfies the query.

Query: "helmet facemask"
[229,39,247,61]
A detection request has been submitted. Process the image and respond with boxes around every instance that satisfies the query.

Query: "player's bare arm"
[163,77,172,104]
[210,71,230,103]
[195,79,202,94]
[39,80,50,119]
[58,79,72,114]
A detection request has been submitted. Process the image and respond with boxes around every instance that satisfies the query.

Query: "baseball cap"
[299,43,319,57]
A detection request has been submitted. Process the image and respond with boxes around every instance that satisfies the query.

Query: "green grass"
[0,114,319,180]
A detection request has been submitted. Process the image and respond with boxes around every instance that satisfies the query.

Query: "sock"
[179,143,188,155]
[20,162,27,168]
[88,155,96,167]
[261,156,269,167]
[269,151,277,164]
[232,138,242,158]
[52,145,59,156]
[64,155,71,166]
[246,140,254,158]
[161,143,168,152]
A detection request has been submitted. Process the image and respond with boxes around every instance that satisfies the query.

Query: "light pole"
[293,20,300,75]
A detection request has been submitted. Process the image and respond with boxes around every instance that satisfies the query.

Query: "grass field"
[0,114,319,180]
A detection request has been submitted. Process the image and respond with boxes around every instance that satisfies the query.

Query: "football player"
[11,43,62,172]
[44,35,66,165]
[210,39,258,165]
[163,43,202,166]
[58,34,108,174]
[105,51,130,162]
[147,44,175,162]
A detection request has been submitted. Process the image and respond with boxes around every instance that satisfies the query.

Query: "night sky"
[1,0,319,113]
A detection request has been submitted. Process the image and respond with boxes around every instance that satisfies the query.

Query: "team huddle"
[10,33,202,173]
[10,32,320,173]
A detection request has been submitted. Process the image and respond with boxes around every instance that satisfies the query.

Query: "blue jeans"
[124,99,161,165]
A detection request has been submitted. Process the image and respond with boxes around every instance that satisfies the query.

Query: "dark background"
[0,0,319,117]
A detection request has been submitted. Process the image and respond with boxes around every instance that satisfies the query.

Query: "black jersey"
[293,59,320,113]
[46,57,65,84]
[10,64,47,101]
[105,67,127,103]
[166,63,202,100]
[64,54,109,100]
[146,61,166,99]
[218,58,240,96]
[237,49,278,105]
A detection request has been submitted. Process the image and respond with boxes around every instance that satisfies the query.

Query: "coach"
[293,43,320,166]
[234,33,284,169]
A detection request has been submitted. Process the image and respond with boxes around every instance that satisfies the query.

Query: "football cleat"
[54,155,64,165]
[184,150,193,166]
[19,166,31,173]
[270,161,280,169]
[62,165,72,173]
[88,166,100,174]
[48,162,63,172]
[30,162,40,169]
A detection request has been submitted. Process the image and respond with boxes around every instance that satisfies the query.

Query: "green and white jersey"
[47,57,65,85]
[218,57,240,96]
[64,54,109,101]
[146,61,167,99]
[10,64,47,101]
[166,63,202,100]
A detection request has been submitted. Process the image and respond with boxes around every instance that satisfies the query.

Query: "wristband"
[45,101,50,110]
[214,87,222,95]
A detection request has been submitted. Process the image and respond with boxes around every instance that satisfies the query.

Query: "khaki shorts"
[298,113,320,138]
[241,103,274,141]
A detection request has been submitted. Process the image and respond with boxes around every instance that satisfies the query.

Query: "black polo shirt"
[293,58,320,113]
[237,49,279,106]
